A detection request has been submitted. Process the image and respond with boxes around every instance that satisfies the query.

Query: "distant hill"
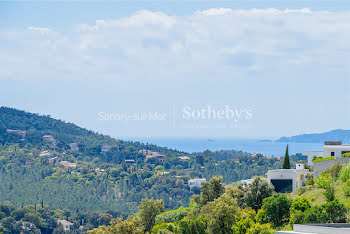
[276,129,350,143]
[0,106,180,159]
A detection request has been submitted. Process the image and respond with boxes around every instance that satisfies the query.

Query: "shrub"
[290,197,311,214]
[340,163,350,181]
[312,156,334,163]
[323,200,347,223]
[247,223,274,234]
[315,173,335,202]
[303,206,328,224]
[343,181,350,197]
[152,223,177,234]
[340,163,350,196]
[289,210,306,225]
[306,177,314,186]
[232,217,254,234]
[341,153,350,158]
[240,207,256,221]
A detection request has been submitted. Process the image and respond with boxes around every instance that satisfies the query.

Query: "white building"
[267,164,311,193]
[188,178,206,188]
[57,220,73,231]
[101,145,111,153]
[69,143,79,151]
[303,141,350,165]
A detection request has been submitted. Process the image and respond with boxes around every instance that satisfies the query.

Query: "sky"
[0,0,349,139]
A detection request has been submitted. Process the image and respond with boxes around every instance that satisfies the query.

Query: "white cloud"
[1,8,349,81]
[27,26,53,35]
[200,8,233,16]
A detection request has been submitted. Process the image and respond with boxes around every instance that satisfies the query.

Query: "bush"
[312,156,334,163]
[328,163,342,179]
[315,173,335,202]
[323,200,347,223]
[290,197,311,214]
[289,210,306,225]
[152,223,177,234]
[232,217,254,234]
[340,163,350,196]
[341,153,350,158]
[306,177,314,186]
[247,223,274,234]
[240,207,256,221]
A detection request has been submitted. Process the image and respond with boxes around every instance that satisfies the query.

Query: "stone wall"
[313,157,350,177]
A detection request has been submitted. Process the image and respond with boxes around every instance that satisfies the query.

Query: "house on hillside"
[179,156,190,160]
[125,159,136,164]
[101,145,111,153]
[267,164,311,193]
[43,135,57,146]
[69,143,79,151]
[188,178,206,188]
[59,161,77,168]
[57,220,73,231]
[49,157,63,164]
[95,168,106,174]
[6,129,26,138]
[145,152,166,162]
[303,141,350,165]
[39,150,51,157]
[139,149,152,155]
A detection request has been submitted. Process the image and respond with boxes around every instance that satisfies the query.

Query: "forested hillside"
[0,107,292,233]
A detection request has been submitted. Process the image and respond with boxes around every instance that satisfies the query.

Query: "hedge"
[312,156,334,163]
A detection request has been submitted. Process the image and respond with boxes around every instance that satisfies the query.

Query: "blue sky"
[0,1,349,139]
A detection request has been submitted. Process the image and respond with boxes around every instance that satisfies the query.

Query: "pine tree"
[283,144,291,169]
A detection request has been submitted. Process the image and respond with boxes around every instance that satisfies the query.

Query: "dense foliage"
[0,107,287,217]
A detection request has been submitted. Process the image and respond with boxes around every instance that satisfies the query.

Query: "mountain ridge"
[276,129,350,143]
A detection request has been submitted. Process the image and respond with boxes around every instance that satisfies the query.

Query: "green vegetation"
[312,156,334,163]
[1,107,301,232]
[90,162,350,234]
[0,203,115,233]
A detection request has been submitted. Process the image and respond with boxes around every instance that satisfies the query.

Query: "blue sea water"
[122,137,323,157]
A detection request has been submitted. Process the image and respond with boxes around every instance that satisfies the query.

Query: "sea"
[122,137,323,157]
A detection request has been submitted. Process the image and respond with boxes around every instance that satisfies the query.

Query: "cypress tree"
[283,144,291,169]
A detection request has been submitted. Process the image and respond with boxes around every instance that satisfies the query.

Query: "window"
[331,152,335,156]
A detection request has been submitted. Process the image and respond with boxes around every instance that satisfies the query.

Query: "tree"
[282,145,290,169]
[238,177,274,211]
[178,216,207,234]
[258,194,291,227]
[138,198,164,232]
[199,176,225,206]
[97,213,113,226]
[201,194,240,234]
[88,216,144,234]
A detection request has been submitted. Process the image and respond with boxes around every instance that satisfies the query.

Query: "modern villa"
[303,141,350,165]
[267,164,310,193]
